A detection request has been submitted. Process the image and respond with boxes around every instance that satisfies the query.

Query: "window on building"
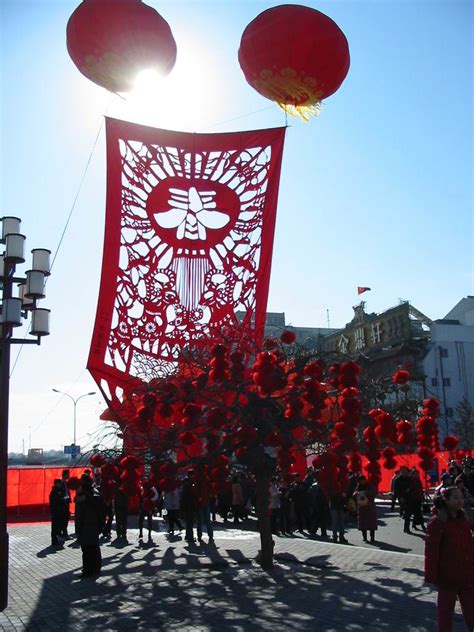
[446,407,453,417]
[431,378,438,387]
[443,377,451,387]
[440,347,448,358]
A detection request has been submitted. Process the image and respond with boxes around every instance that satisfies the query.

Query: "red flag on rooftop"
[357,287,371,295]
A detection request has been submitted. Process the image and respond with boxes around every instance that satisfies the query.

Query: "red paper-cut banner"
[88,117,285,405]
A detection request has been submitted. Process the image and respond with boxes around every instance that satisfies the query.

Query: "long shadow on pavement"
[25,543,444,632]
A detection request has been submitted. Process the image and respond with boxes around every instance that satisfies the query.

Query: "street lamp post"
[51,389,96,451]
[0,216,51,612]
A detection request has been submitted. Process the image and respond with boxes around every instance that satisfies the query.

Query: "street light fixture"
[0,216,52,611]
[51,389,96,447]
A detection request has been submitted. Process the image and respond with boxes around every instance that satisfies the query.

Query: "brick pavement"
[0,516,468,632]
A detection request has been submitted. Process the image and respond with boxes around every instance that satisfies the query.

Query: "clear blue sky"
[1,0,472,453]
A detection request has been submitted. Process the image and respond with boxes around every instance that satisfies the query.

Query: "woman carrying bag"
[356,475,378,544]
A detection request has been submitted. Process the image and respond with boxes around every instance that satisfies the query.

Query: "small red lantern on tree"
[280,330,296,345]
[442,435,459,452]
[238,4,350,120]
[393,370,410,385]
[67,0,177,93]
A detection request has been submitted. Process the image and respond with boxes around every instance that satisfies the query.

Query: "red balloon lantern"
[238,4,350,120]
[67,0,177,93]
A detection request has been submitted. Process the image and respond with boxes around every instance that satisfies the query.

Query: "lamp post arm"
[52,390,95,448]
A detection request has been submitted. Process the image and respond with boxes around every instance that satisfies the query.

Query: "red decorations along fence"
[88,119,286,408]
[238,5,350,119]
[8,449,472,519]
[67,0,177,93]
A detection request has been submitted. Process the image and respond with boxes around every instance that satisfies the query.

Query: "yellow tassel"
[278,101,322,122]
[254,67,323,121]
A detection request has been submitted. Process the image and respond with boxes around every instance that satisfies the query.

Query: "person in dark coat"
[329,491,348,544]
[308,478,330,538]
[181,470,198,543]
[346,471,361,521]
[355,475,378,543]
[404,469,425,533]
[75,478,105,578]
[289,474,308,533]
[101,498,114,539]
[49,479,66,546]
[279,480,293,535]
[393,466,411,517]
[114,488,129,539]
[460,463,474,496]
[138,482,158,540]
[425,486,474,631]
[195,469,214,543]
[59,469,71,537]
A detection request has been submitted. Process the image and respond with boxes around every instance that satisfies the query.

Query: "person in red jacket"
[424,486,474,631]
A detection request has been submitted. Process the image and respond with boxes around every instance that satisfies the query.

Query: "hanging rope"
[50,116,106,271]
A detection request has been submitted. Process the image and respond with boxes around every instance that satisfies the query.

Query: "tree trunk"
[254,470,274,570]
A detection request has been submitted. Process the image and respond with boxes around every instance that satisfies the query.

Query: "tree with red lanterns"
[91,328,456,570]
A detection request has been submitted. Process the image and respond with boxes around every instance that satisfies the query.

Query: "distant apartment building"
[240,299,474,439]
[235,311,338,345]
[422,296,474,436]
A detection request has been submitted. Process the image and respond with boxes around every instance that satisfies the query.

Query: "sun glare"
[116,37,221,131]
[134,69,164,94]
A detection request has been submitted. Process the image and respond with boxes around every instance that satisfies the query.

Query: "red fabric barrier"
[7,467,87,520]
[8,449,473,521]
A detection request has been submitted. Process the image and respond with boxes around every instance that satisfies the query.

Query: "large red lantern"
[66,0,177,93]
[238,4,350,120]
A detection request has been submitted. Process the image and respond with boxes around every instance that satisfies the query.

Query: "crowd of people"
[48,456,474,590]
[48,463,380,578]
[391,458,474,534]
[268,470,379,544]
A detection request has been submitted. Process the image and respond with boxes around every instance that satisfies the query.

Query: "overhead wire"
[50,115,107,272]
[196,105,277,131]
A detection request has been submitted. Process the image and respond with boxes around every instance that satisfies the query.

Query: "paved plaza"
[0,506,468,631]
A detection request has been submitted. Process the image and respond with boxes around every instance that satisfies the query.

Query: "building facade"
[319,300,431,382]
[422,297,474,436]
[240,299,474,441]
[235,310,338,346]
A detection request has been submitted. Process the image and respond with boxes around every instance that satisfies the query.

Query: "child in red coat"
[424,486,474,631]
